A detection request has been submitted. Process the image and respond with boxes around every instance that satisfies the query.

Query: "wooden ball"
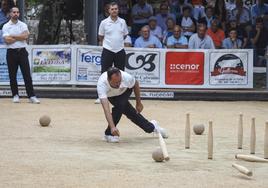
[39,115,51,127]
[152,148,164,162]
[193,124,205,135]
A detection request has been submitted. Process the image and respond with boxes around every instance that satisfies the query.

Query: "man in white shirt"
[97,2,128,104]
[188,24,215,49]
[2,7,40,104]
[98,2,128,72]
[97,67,168,143]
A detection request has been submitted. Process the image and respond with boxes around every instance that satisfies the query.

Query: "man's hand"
[4,36,16,44]
[111,127,120,136]
[147,44,155,48]
[136,102,143,113]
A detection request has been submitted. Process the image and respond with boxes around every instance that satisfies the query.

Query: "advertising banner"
[209,51,249,85]
[76,47,102,83]
[31,47,72,82]
[125,48,161,86]
[0,48,23,83]
[0,45,254,89]
[165,51,204,85]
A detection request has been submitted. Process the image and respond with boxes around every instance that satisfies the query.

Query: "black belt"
[7,48,25,52]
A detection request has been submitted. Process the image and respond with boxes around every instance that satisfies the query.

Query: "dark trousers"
[101,48,126,73]
[6,48,35,97]
[105,88,155,136]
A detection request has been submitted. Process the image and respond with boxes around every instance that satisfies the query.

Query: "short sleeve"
[122,71,135,88]
[156,38,163,48]
[166,36,173,46]
[123,20,128,36]
[188,35,195,49]
[182,36,188,45]
[97,73,108,99]
[2,24,8,37]
[222,39,228,49]
[21,22,29,32]
[98,21,105,36]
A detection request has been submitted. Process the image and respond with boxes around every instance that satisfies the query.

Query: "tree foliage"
[36,0,65,44]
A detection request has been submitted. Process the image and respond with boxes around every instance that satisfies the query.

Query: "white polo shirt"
[2,20,29,49]
[98,16,128,53]
[97,71,135,99]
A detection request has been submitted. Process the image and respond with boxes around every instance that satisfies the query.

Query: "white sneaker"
[29,96,40,104]
[95,98,100,104]
[13,95,20,103]
[104,135,120,143]
[151,120,168,139]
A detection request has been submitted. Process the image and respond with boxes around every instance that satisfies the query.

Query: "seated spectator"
[98,2,110,26]
[214,0,227,30]
[162,17,176,45]
[166,25,188,48]
[131,0,153,38]
[203,6,215,28]
[231,0,251,29]
[251,0,268,27]
[188,24,215,49]
[225,0,236,21]
[168,0,192,20]
[118,0,131,24]
[226,18,249,48]
[124,35,132,47]
[222,28,243,49]
[134,25,163,48]
[0,0,10,44]
[197,17,208,27]
[148,16,163,41]
[206,19,225,48]
[250,17,268,66]
[177,5,196,40]
[155,3,176,31]
[191,0,206,21]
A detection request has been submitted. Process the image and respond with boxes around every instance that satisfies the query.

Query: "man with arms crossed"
[97,67,168,143]
[3,7,40,103]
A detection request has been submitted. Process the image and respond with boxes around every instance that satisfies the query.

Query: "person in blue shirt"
[0,0,10,44]
[251,0,268,27]
[166,25,188,48]
[222,28,243,49]
[134,25,163,48]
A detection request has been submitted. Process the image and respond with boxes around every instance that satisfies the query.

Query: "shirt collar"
[108,16,119,23]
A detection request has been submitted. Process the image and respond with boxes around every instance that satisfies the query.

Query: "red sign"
[165,52,204,85]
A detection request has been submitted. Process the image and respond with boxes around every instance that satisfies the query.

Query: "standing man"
[2,7,40,103]
[97,2,128,104]
[97,67,168,143]
[98,2,128,72]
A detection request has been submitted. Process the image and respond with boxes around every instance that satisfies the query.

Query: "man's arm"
[98,35,104,46]
[10,31,29,41]
[133,80,143,113]
[100,98,120,136]
[251,29,261,45]
[4,36,16,44]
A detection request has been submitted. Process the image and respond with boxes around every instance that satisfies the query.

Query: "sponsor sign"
[0,48,23,83]
[126,50,161,85]
[209,52,248,85]
[165,52,204,85]
[32,48,72,81]
[76,48,102,83]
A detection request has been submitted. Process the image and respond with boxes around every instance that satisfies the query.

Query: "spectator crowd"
[99,0,268,66]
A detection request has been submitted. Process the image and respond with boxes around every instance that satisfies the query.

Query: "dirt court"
[0,98,268,188]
